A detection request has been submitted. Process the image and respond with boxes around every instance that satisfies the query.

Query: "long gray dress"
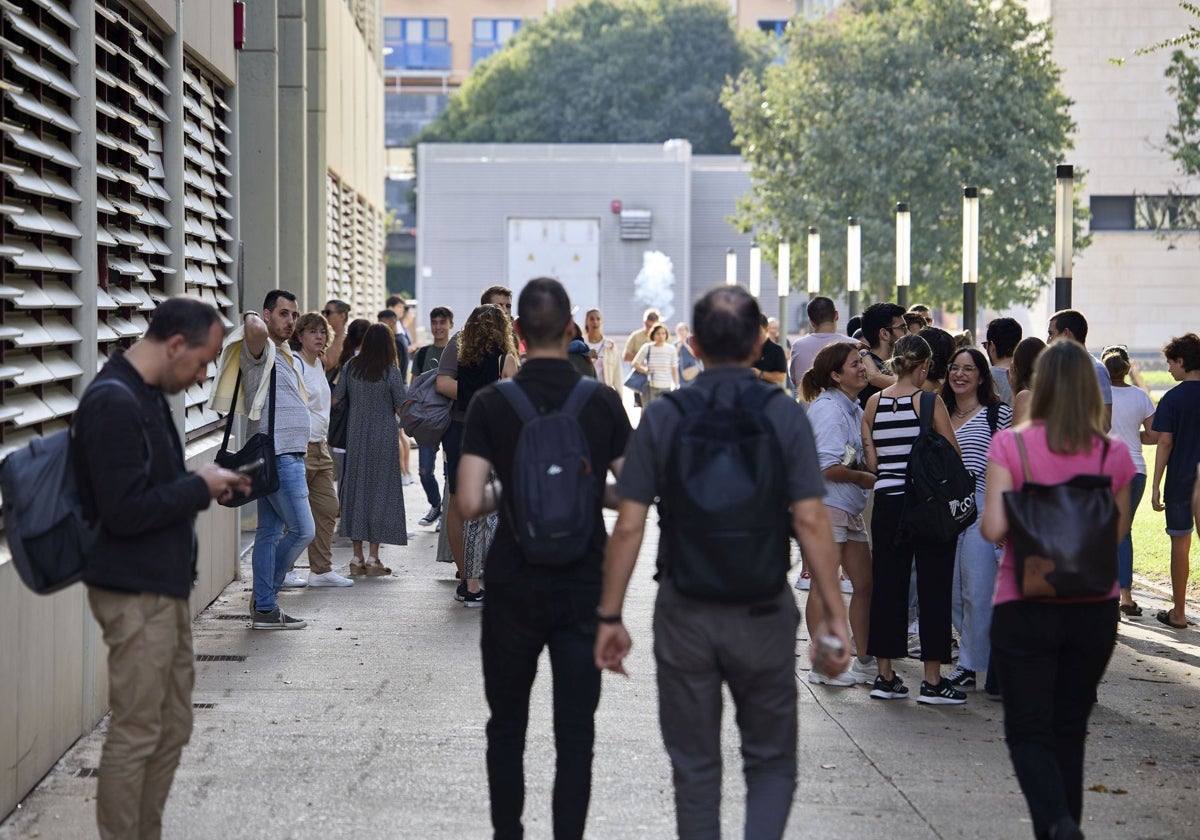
[333,365,408,545]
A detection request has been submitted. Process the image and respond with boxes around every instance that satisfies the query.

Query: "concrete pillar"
[306,0,328,309]
[69,0,98,389]
[278,0,308,307]
[164,1,187,441]
[237,0,280,313]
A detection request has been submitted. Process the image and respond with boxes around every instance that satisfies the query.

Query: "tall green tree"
[723,0,1083,310]
[416,0,767,154]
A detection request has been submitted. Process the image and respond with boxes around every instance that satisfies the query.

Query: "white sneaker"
[402,473,415,486]
[848,657,878,684]
[307,571,354,588]
[808,669,856,687]
[282,571,308,588]
[795,571,812,591]
[839,574,854,594]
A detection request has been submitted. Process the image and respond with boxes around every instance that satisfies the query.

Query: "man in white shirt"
[789,296,852,391]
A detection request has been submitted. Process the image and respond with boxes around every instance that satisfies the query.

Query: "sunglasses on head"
[1102,344,1129,361]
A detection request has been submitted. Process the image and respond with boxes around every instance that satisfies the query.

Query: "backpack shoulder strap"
[494,379,538,424]
[662,385,706,416]
[918,390,936,434]
[987,402,1000,434]
[1013,431,1034,483]
[560,377,600,419]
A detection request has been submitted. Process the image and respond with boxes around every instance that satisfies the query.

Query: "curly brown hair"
[459,304,517,366]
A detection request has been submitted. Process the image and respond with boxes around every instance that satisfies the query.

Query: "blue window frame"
[383,17,451,71]
[472,18,521,66]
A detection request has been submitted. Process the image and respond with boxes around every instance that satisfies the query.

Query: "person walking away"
[333,324,409,574]
[595,286,851,840]
[788,296,851,395]
[290,312,353,587]
[584,308,622,395]
[631,323,678,404]
[861,334,966,704]
[981,339,1135,840]
[212,290,313,629]
[458,277,631,840]
[942,349,1011,694]
[1151,332,1200,629]
[1103,346,1157,616]
[800,342,878,687]
[75,297,248,839]
[411,306,454,527]
[985,317,1022,405]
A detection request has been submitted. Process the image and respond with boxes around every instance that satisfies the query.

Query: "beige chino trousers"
[305,439,339,575]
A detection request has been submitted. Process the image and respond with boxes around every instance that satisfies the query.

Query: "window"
[472,19,521,66]
[1089,195,1200,231]
[1089,196,1134,231]
[383,17,451,71]
[758,20,788,37]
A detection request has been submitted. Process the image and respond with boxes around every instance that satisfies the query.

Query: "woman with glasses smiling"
[941,348,1012,696]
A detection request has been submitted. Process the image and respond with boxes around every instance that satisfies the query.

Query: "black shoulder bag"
[215,363,279,507]
[1003,432,1118,600]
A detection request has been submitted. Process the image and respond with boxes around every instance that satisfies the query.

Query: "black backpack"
[898,390,977,544]
[659,383,790,603]
[495,378,600,566]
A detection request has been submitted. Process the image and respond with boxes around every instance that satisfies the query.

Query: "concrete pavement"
[3,491,1200,839]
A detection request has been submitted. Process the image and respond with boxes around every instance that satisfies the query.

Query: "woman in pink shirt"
[981,340,1134,840]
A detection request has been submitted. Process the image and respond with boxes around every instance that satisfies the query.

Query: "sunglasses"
[1102,344,1129,362]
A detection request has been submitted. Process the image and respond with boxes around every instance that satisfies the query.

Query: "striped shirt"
[953,403,1012,492]
[871,393,921,495]
[634,342,678,389]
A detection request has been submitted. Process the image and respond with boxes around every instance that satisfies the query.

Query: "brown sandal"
[364,557,392,576]
[349,559,366,576]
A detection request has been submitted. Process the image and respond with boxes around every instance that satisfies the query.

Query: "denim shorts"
[1165,500,1197,537]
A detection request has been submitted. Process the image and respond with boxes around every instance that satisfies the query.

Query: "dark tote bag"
[328,373,349,450]
[1003,432,1118,600]
[215,363,279,507]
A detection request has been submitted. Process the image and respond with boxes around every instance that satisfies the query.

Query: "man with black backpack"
[457,277,632,840]
[594,285,850,839]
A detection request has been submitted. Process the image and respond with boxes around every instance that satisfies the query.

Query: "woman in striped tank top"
[861,335,968,705]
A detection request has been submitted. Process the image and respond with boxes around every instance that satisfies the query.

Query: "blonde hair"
[1029,339,1105,454]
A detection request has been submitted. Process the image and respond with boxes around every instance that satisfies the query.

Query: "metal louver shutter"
[181,59,234,437]
[326,171,343,302]
[94,1,169,379]
[1,0,83,459]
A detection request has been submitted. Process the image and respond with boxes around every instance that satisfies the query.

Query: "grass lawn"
[1139,369,1177,390]
[1130,442,1199,596]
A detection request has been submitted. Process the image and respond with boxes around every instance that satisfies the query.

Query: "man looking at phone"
[74,297,249,839]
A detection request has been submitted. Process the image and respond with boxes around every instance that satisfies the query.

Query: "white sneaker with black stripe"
[917,678,967,705]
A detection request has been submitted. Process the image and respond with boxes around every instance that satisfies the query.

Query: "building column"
[306,0,328,309]
[278,0,308,307]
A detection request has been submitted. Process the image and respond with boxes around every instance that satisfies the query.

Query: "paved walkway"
[3,486,1200,839]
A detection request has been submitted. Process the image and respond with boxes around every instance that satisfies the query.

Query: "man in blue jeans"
[237,290,315,629]
[411,305,454,526]
[457,277,631,839]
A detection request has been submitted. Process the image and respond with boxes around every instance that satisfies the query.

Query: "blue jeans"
[952,489,1001,673]
[417,444,441,509]
[252,454,315,612]
[1118,473,1147,588]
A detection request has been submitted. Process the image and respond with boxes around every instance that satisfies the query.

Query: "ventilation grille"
[619,209,652,240]
[194,653,246,662]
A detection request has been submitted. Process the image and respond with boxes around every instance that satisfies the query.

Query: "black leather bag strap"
[219,358,277,451]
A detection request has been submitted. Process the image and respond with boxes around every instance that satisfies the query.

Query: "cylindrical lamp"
[1054,164,1074,311]
[846,216,861,319]
[777,240,791,331]
[806,226,820,296]
[749,244,762,298]
[895,202,911,310]
[962,187,979,336]
[725,247,737,286]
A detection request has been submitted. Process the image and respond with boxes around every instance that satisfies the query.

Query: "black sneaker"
[947,666,976,688]
[251,608,306,630]
[918,679,967,705]
[462,588,484,608]
[419,506,441,526]
[454,582,467,602]
[869,673,909,700]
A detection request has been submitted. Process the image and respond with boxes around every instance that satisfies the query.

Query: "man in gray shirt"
[241,289,314,629]
[984,316,1021,405]
[594,286,850,839]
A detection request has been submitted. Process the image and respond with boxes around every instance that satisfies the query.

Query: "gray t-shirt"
[618,366,825,573]
[991,365,1014,406]
[436,333,467,421]
[240,341,310,454]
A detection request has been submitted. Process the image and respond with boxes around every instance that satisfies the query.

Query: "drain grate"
[74,767,100,778]
[194,654,246,662]
[192,702,216,709]
[214,614,251,621]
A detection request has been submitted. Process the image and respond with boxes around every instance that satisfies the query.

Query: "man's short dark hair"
[861,302,906,350]
[1051,309,1089,344]
[807,296,836,325]
[263,289,297,312]
[692,286,761,364]
[429,306,453,322]
[1163,332,1200,371]
[986,317,1022,358]
[517,277,572,347]
[147,296,221,346]
[643,308,661,323]
[377,309,398,322]
[481,285,512,304]
[759,312,769,330]
[386,295,405,309]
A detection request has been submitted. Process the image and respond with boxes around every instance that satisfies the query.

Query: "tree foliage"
[416,0,767,154]
[722,0,1084,310]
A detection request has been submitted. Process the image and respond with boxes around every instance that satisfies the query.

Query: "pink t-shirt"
[988,424,1136,606]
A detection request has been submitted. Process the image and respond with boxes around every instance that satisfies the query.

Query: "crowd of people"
[74,278,1199,840]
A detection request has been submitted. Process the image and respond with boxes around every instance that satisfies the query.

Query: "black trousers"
[991,598,1118,839]
[482,574,602,840]
[867,492,957,662]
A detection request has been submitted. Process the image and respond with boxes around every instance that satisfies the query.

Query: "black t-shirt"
[858,351,887,409]
[461,358,632,584]
[753,338,788,375]
[393,335,410,380]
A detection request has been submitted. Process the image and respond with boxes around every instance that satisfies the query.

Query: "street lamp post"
[725,247,737,286]
[895,202,911,310]
[1055,164,1074,311]
[962,187,979,336]
[777,240,790,331]
[749,244,762,298]
[846,216,861,319]
[806,226,820,298]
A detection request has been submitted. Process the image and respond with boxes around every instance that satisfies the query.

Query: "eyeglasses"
[321,309,334,317]
[888,324,907,333]
[947,364,979,374]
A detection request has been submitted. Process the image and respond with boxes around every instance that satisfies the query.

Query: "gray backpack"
[400,368,452,447]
